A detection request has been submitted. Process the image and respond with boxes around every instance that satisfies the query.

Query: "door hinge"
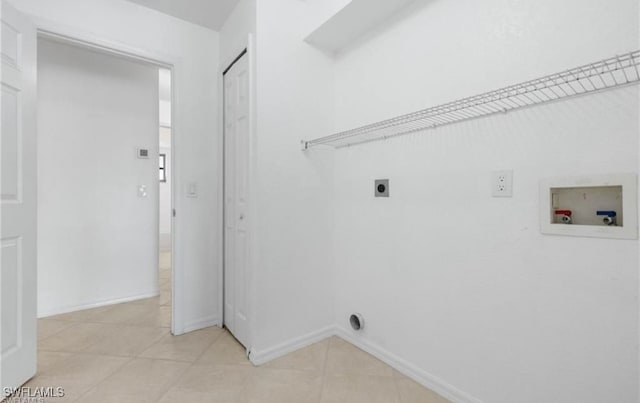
[172,209,176,217]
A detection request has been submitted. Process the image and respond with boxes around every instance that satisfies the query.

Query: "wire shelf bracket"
[301,50,640,150]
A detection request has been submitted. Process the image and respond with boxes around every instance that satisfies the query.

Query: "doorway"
[1,3,184,394]
[223,49,250,348]
[35,36,175,338]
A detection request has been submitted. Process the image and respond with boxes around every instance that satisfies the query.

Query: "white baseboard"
[249,325,336,366]
[334,326,483,403]
[247,324,482,403]
[183,315,221,334]
[38,291,159,318]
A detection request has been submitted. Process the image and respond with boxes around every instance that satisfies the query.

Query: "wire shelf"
[301,50,640,150]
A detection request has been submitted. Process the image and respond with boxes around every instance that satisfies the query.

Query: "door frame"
[32,18,184,335]
[219,35,256,352]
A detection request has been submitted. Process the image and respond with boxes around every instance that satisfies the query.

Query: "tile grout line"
[391,370,405,403]
[317,336,333,402]
[69,355,134,403]
[152,330,227,403]
[36,263,174,402]
[37,321,82,344]
[137,326,226,364]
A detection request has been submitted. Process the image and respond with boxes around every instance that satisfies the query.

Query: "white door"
[223,52,250,347]
[1,0,37,395]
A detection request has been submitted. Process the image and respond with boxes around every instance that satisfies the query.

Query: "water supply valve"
[597,211,617,226]
[554,210,572,224]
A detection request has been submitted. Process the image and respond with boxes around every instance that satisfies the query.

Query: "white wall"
[220,0,255,69]
[249,0,336,354]
[303,0,352,35]
[219,0,338,354]
[13,0,220,333]
[37,38,159,315]
[224,7,640,403]
[330,1,639,402]
[24,1,640,400]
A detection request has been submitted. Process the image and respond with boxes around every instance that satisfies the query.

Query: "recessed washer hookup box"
[540,174,637,240]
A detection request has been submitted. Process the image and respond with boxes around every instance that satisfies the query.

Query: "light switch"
[138,185,148,198]
[187,182,198,198]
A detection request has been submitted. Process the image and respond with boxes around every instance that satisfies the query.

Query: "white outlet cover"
[492,170,513,197]
[138,185,148,198]
[186,182,198,198]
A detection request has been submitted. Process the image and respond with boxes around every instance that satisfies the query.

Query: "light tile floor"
[29,253,450,403]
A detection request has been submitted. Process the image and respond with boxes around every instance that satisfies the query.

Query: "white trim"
[248,325,335,366]
[334,326,484,403]
[637,44,640,401]
[168,53,181,337]
[248,325,484,403]
[32,16,176,68]
[217,51,225,336]
[183,315,221,334]
[246,32,258,357]
[637,57,640,401]
[38,291,159,318]
[30,14,186,336]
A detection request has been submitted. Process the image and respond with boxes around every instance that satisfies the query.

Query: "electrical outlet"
[492,170,513,197]
[375,179,389,197]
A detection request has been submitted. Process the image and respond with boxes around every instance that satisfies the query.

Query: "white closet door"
[223,52,250,348]
[1,0,37,393]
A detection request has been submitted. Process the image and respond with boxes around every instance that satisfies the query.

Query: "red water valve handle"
[554,210,572,216]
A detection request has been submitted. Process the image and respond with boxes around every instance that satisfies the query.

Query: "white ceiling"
[127,0,239,31]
